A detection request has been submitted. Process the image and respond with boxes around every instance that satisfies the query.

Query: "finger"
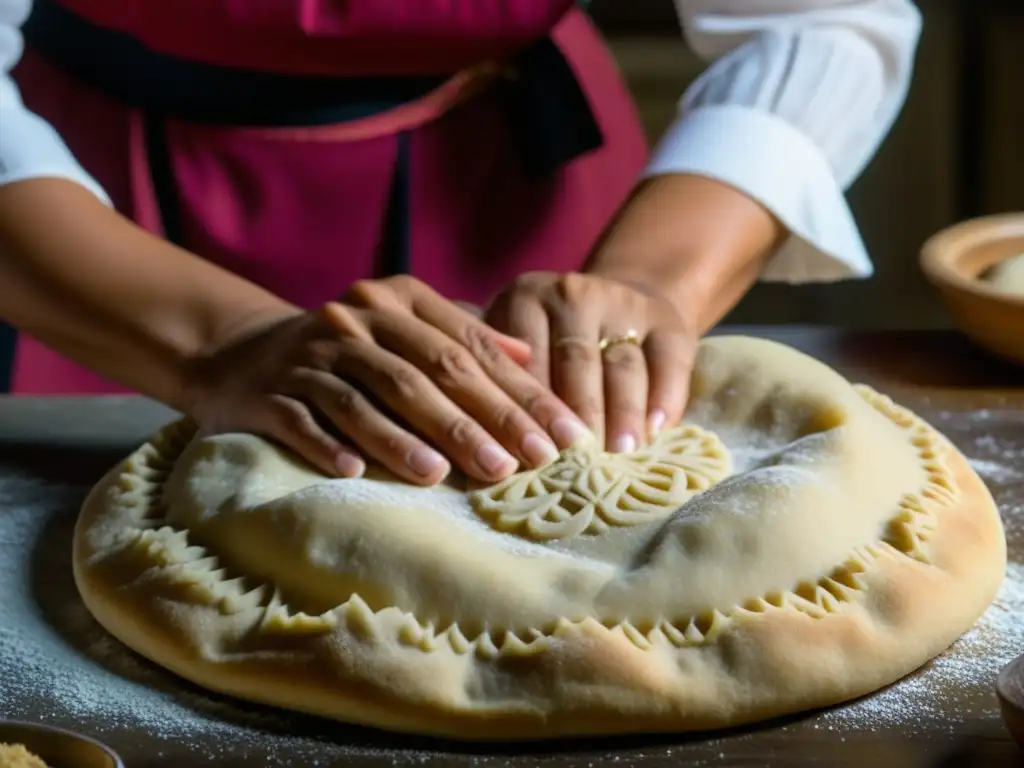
[334,290,533,364]
[365,314,561,470]
[496,335,532,367]
[395,282,528,361]
[261,394,366,478]
[451,300,529,364]
[499,299,550,386]
[473,292,552,387]
[288,368,451,486]
[549,310,605,445]
[644,329,698,438]
[333,337,522,482]
[454,300,485,319]
[320,301,374,342]
[451,297,533,363]
[411,292,589,451]
[601,335,649,453]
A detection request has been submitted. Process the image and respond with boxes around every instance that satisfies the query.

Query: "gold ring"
[598,329,641,352]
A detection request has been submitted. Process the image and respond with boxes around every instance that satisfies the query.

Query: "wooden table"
[1,326,1022,767]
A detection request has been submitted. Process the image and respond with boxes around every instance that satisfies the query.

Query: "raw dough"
[0,745,51,768]
[73,336,1006,740]
[984,253,1024,296]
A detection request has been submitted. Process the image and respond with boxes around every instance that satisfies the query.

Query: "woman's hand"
[185,275,590,486]
[485,175,784,451]
[485,272,698,453]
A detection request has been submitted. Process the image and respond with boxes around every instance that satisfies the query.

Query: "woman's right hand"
[184,275,591,486]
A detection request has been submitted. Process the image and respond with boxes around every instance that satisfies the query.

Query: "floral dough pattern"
[469,425,733,540]
[104,385,958,656]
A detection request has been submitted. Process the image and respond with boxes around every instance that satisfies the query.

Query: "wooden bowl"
[0,721,123,768]
[920,213,1024,365]
[998,652,1024,749]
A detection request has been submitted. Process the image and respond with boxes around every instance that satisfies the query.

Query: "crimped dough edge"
[73,354,1006,740]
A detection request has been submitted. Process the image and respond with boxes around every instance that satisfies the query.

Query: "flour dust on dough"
[73,336,1006,740]
[984,253,1024,296]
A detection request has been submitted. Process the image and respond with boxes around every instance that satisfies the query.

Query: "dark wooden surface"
[1,326,1023,767]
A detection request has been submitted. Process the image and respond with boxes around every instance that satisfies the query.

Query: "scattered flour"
[295,476,572,562]
[965,425,1024,486]
[818,406,1024,732]
[703,426,789,476]
[936,409,1024,475]
[0,471,407,765]
[819,561,1024,732]
[940,408,1024,542]
[968,458,1023,485]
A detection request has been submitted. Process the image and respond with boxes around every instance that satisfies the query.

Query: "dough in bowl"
[73,336,1006,740]
[984,253,1024,296]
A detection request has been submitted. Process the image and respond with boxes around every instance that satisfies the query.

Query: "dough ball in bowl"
[921,213,1024,364]
[984,253,1024,296]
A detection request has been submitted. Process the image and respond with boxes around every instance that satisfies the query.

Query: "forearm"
[584,173,784,333]
[0,179,297,409]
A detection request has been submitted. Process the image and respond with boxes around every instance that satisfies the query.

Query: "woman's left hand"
[485,272,698,453]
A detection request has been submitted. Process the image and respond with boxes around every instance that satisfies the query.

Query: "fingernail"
[335,454,366,478]
[648,409,667,438]
[476,442,517,476]
[550,416,592,448]
[522,432,559,466]
[611,433,637,454]
[408,446,448,477]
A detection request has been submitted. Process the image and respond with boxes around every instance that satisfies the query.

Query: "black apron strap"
[20,0,449,127]
[141,114,186,247]
[377,133,413,278]
[505,36,605,180]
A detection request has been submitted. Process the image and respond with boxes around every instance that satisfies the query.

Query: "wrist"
[586,254,710,335]
[181,299,302,417]
[0,178,297,410]
[585,174,784,330]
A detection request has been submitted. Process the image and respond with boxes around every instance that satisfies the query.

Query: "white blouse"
[0,0,921,284]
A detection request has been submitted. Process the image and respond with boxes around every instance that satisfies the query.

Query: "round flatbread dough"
[984,253,1024,296]
[73,336,1005,740]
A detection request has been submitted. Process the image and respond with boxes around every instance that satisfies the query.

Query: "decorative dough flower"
[471,426,732,540]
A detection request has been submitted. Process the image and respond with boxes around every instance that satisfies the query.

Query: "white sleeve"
[644,0,922,283]
[0,0,110,202]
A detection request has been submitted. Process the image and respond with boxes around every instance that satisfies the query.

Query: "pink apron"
[9,0,648,394]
